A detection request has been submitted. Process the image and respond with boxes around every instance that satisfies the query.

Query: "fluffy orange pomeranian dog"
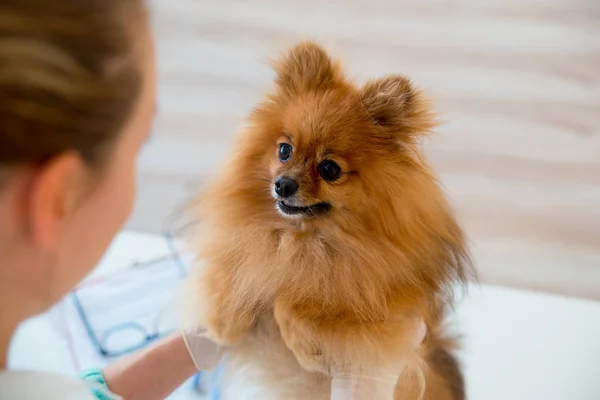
[189,41,471,400]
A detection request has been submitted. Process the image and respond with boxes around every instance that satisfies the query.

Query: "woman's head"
[0,0,155,313]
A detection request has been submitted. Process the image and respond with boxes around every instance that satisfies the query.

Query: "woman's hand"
[182,326,223,370]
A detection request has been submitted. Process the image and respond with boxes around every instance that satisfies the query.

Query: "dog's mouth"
[277,200,331,216]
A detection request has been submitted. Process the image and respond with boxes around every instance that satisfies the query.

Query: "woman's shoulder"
[0,370,95,399]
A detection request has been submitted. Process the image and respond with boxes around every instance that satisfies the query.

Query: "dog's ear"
[360,75,436,140]
[272,41,341,95]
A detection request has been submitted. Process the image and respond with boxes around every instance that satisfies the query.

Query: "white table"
[9,231,600,399]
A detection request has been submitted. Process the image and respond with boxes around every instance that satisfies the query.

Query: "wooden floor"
[130,0,600,299]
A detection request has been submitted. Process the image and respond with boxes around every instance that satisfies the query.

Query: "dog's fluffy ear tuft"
[361,75,437,140]
[272,41,341,95]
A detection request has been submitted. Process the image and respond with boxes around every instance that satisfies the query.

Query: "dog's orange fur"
[190,42,471,399]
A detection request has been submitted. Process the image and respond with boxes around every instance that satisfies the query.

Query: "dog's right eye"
[278,143,292,162]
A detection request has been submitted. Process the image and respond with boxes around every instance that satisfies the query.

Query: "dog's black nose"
[274,177,299,198]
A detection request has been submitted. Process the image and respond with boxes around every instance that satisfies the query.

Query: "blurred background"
[132,0,600,299]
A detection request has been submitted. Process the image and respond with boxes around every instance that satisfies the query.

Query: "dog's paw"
[274,301,330,374]
[283,329,329,374]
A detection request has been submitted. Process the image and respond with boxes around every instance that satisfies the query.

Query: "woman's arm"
[102,333,197,400]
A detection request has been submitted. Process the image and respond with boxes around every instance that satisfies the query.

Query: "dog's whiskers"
[248,177,271,184]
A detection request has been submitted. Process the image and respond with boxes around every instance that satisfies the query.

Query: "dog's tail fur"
[425,344,465,400]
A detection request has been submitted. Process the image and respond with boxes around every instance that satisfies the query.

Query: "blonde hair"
[0,0,146,185]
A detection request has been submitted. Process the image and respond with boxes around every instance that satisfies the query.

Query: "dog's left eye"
[278,143,292,162]
[318,160,342,182]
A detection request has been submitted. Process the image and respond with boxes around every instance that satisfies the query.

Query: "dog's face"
[267,89,377,220]
[239,42,437,229]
